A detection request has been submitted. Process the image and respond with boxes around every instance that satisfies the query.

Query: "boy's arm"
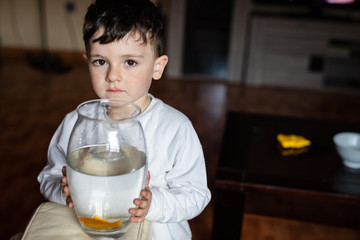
[145,122,211,223]
[37,112,77,205]
[37,131,67,204]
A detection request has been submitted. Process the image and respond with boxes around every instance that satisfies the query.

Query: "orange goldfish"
[78,215,122,230]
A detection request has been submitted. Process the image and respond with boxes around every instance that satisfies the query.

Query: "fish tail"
[112,219,122,228]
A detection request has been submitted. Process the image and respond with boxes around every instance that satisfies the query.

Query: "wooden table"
[212,111,360,240]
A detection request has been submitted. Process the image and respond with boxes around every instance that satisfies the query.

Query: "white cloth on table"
[21,202,151,240]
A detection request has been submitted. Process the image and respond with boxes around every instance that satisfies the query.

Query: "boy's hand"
[129,171,152,223]
[61,166,74,208]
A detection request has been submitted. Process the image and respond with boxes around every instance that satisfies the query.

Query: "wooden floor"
[1,49,360,240]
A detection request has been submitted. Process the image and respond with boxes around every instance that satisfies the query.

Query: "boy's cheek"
[90,73,105,84]
[91,80,106,96]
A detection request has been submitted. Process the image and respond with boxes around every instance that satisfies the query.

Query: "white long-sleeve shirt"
[37,95,211,240]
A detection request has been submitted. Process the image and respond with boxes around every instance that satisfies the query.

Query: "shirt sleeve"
[145,121,211,223]
[37,112,77,205]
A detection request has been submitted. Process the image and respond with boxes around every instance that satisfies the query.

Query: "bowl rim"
[333,132,360,149]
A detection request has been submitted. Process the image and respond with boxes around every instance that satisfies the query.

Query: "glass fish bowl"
[66,99,147,239]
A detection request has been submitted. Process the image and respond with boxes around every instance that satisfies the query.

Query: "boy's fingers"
[63,186,70,196]
[129,208,146,219]
[140,189,151,200]
[61,166,73,208]
[66,196,73,208]
[130,215,145,223]
[145,171,150,188]
[61,176,68,186]
[62,166,67,176]
[134,198,149,209]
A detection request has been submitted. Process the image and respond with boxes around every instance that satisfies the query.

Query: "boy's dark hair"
[83,0,164,57]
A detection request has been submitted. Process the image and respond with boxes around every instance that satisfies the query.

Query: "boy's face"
[84,28,168,111]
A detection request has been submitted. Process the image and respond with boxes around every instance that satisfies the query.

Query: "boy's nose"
[106,65,122,83]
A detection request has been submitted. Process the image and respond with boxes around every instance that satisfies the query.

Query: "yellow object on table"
[277,134,311,149]
[20,202,151,240]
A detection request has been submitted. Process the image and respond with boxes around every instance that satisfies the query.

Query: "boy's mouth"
[107,88,125,93]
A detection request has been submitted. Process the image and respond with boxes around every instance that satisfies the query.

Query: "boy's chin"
[99,94,125,100]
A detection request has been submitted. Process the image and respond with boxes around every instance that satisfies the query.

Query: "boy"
[37,0,211,239]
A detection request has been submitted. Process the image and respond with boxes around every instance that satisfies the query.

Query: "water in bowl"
[67,144,147,239]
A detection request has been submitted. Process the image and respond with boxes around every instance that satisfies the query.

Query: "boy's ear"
[153,55,168,80]
[82,53,89,63]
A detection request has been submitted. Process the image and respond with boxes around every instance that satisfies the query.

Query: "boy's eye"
[93,59,107,66]
[125,60,137,67]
